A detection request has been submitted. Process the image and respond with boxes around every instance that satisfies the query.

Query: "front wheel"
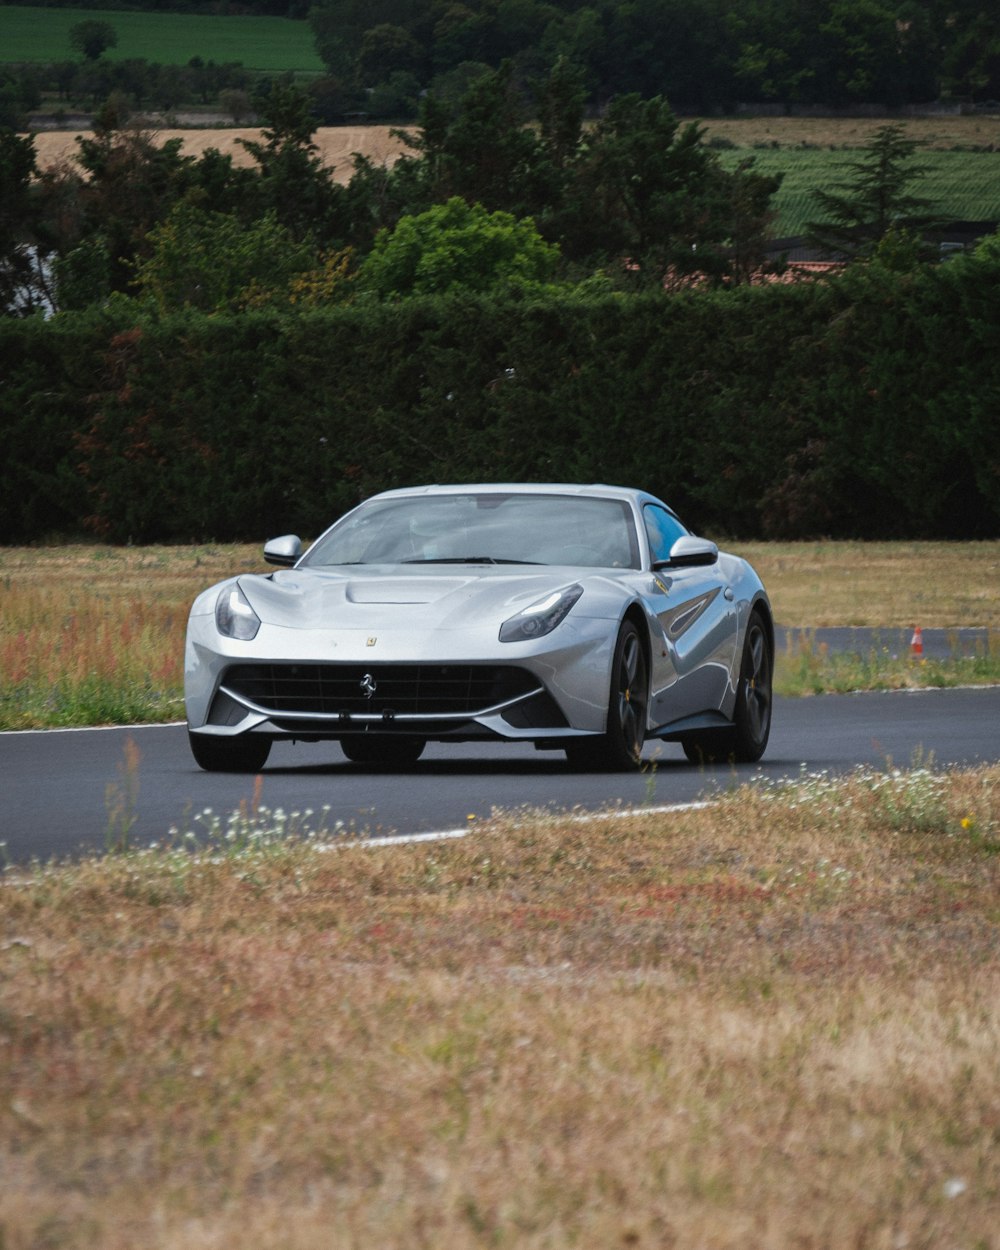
[189,731,271,773]
[566,620,648,771]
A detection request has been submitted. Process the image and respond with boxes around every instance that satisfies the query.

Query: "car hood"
[237,565,623,630]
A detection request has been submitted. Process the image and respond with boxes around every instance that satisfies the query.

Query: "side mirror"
[654,535,719,569]
[263,535,302,567]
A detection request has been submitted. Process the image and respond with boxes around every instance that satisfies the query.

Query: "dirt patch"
[27,124,411,181]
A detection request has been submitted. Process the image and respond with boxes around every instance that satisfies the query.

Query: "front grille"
[221,663,540,719]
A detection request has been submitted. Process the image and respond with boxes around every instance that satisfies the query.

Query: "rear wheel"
[566,620,647,771]
[340,736,426,767]
[681,611,772,765]
[732,612,773,762]
[188,731,271,773]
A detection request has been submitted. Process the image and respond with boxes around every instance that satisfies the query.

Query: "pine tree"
[806,123,942,261]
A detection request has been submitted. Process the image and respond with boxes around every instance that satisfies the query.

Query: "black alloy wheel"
[731,611,773,761]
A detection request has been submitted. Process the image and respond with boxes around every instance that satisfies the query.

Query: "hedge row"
[2,257,999,544]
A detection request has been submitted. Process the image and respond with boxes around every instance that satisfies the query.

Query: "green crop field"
[0,3,323,72]
[717,146,1000,236]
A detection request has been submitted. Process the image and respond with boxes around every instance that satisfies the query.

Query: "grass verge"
[1,540,998,729]
[1,764,998,1247]
[779,626,1000,695]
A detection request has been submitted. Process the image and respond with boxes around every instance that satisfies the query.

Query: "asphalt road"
[3,686,999,866]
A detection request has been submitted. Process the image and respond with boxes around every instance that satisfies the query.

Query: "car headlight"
[499,584,583,643]
[216,584,261,640]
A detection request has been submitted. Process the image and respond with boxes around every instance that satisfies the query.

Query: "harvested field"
[25,113,1000,183]
[28,124,410,180]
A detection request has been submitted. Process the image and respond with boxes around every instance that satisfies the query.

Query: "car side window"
[643,505,687,564]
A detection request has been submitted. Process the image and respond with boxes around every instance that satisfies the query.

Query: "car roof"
[367,483,666,509]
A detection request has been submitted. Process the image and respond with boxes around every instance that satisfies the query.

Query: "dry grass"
[695,113,1000,150]
[1,764,998,1247]
[0,544,265,728]
[732,540,1000,628]
[1,540,998,728]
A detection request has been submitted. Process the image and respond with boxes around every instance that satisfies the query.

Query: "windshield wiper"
[401,556,540,565]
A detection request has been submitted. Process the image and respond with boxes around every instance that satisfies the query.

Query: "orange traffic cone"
[910,626,923,657]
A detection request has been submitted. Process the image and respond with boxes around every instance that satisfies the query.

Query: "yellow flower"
[961,817,973,829]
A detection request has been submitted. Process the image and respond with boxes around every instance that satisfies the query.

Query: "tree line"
[3,68,805,315]
[309,0,1000,115]
[4,61,957,321]
[3,0,999,121]
[0,56,254,130]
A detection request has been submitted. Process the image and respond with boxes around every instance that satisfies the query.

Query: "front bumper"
[185,617,617,743]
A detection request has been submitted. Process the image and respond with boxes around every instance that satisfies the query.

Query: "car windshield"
[301,493,642,569]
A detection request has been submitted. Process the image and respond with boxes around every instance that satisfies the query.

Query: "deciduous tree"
[69,20,119,62]
[357,196,559,296]
[133,202,316,312]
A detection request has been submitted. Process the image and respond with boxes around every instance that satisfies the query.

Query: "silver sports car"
[185,484,773,772]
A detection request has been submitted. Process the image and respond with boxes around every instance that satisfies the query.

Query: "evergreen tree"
[561,95,716,277]
[237,84,347,243]
[806,123,943,260]
[0,130,42,314]
[396,62,543,217]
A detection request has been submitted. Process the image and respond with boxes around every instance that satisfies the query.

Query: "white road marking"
[340,801,714,850]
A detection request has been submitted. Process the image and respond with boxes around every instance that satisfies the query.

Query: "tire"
[681,611,773,765]
[565,619,648,771]
[731,611,773,762]
[189,730,271,773]
[681,730,734,766]
[340,736,426,767]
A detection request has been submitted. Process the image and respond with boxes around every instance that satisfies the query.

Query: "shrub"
[2,256,998,543]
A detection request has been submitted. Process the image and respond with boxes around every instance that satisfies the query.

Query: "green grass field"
[0,3,323,72]
[718,146,1000,236]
